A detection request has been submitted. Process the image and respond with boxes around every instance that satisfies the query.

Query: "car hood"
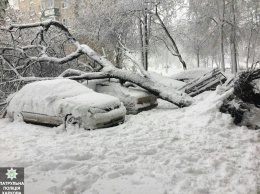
[56,93,122,117]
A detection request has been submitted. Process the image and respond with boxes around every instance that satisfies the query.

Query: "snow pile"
[0,89,259,194]
[171,67,214,81]
[149,71,186,89]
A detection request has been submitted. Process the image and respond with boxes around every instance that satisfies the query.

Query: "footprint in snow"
[142,148,157,155]
[123,155,138,163]
[107,167,135,179]
[107,172,121,179]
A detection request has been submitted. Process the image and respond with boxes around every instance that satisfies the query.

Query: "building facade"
[17,0,75,27]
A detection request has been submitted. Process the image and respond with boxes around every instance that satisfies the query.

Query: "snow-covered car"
[171,68,214,82]
[7,79,126,130]
[83,80,158,114]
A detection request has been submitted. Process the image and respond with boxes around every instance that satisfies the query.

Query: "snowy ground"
[0,91,259,194]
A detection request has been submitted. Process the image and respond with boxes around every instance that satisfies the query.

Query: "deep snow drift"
[0,89,259,194]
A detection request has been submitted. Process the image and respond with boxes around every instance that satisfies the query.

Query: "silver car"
[83,80,158,114]
[7,79,126,130]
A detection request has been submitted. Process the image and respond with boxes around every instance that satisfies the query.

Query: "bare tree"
[153,4,187,70]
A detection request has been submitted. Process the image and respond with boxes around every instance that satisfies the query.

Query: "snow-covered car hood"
[56,93,121,117]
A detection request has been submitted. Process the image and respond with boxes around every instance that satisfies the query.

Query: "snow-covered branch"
[117,40,153,80]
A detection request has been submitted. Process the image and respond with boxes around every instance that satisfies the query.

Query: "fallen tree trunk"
[68,68,192,107]
[0,20,192,108]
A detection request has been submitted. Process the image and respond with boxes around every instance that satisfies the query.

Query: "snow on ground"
[0,90,259,194]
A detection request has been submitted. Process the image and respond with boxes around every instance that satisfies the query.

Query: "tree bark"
[143,10,149,71]
[230,0,238,74]
[251,28,260,66]
[115,46,123,69]
[220,0,226,72]
[196,50,200,67]
[246,27,253,70]
[138,16,144,68]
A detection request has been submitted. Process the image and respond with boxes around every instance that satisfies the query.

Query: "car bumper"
[127,102,158,114]
[83,104,126,129]
[95,116,125,129]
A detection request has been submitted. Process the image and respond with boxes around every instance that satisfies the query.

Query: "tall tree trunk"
[252,5,260,67]
[146,3,152,71]
[230,0,238,74]
[196,50,200,67]
[251,28,260,66]
[138,17,144,67]
[206,57,209,67]
[246,27,253,70]
[143,10,149,71]
[220,0,226,72]
[115,46,123,69]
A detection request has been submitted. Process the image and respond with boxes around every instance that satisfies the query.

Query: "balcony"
[42,8,60,18]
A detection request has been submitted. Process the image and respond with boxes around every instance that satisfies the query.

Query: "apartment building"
[17,0,75,27]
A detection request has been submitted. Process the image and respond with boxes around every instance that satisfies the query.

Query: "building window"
[61,0,68,9]
[49,16,58,21]
[39,3,44,11]
[62,18,70,27]
[45,0,54,9]
[29,6,35,19]
[29,6,34,14]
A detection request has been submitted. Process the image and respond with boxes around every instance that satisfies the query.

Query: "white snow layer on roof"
[7,79,121,117]
[0,87,259,194]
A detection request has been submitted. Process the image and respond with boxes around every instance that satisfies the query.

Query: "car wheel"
[12,112,24,122]
[65,115,81,130]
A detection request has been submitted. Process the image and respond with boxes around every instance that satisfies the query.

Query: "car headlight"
[89,107,106,114]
